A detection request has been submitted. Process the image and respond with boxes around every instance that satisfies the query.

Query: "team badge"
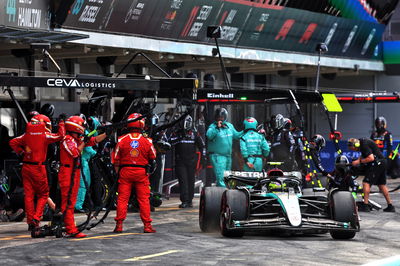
[130,149,139,157]
[130,140,139,148]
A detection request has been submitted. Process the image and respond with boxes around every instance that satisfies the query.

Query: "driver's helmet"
[40,103,55,118]
[283,118,292,131]
[335,155,350,176]
[243,117,258,130]
[310,134,326,151]
[270,114,285,131]
[375,116,386,131]
[214,108,228,122]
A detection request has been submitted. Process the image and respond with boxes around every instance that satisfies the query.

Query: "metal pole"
[214,38,231,90]
[5,87,28,124]
[315,51,321,93]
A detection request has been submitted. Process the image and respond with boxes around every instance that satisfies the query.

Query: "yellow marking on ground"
[0,235,30,241]
[70,232,143,241]
[184,210,198,213]
[155,207,181,211]
[124,250,183,261]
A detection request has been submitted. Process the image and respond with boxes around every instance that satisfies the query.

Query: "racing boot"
[113,221,123,233]
[383,204,395,212]
[67,232,87,238]
[143,223,156,233]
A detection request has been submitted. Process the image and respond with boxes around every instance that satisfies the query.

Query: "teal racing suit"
[240,130,270,171]
[206,122,242,187]
[75,118,100,210]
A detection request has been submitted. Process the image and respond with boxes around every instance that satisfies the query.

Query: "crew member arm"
[206,123,219,140]
[45,121,66,144]
[311,150,329,176]
[261,136,270,157]
[240,137,249,161]
[9,134,26,155]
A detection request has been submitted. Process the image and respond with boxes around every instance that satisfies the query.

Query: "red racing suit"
[114,132,156,224]
[9,121,65,224]
[58,135,96,234]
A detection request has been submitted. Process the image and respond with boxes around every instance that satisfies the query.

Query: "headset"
[347,138,360,148]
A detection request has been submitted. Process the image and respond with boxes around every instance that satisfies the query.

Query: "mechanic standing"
[113,113,157,233]
[9,114,65,234]
[75,116,101,212]
[370,116,399,179]
[59,116,107,238]
[240,117,270,171]
[206,108,242,187]
[348,138,395,212]
[269,114,296,171]
[170,115,206,208]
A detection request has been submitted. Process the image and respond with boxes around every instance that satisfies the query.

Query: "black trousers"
[176,159,196,204]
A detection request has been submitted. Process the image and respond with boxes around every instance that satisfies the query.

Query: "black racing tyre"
[199,187,226,232]
[92,176,111,207]
[330,191,358,239]
[220,190,248,238]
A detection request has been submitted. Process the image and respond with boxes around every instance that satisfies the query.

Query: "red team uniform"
[59,116,97,236]
[9,115,65,228]
[114,113,157,233]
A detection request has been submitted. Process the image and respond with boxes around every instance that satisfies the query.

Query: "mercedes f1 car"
[199,168,360,239]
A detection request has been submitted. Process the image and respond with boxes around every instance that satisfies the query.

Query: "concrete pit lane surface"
[0,179,399,266]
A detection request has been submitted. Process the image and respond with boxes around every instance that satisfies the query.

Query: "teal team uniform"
[240,117,270,171]
[75,117,100,210]
[206,122,242,187]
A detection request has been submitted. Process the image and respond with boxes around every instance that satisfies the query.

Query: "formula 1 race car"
[199,168,360,239]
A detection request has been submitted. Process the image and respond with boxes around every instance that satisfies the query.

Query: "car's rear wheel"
[330,191,358,239]
[220,190,248,238]
[199,187,226,232]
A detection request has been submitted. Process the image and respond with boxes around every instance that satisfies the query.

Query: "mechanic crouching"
[59,116,107,238]
[113,113,157,233]
[240,117,270,171]
[206,108,242,187]
[347,138,395,212]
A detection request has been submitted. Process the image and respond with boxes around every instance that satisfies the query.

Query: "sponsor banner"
[63,0,388,59]
[0,76,159,91]
[2,0,50,30]
[320,140,400,172]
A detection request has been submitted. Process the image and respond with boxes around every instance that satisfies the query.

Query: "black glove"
[148,160,157,175]
[105,127,113,136]
[58,113,67,121]
[83,135,90,143]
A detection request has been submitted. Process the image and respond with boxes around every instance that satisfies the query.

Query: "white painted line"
[124,250,183,261]
[362,255,400,266]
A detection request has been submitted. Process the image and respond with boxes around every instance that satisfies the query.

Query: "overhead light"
[97,47,105,53]
[9,39,17,44]
[198,57,206,61]
[123,49,130,55]
[159,54,164,60]
[54,44,62,49]
[225,60,231,64]
[167,54,175,60]
[248,61,256,66]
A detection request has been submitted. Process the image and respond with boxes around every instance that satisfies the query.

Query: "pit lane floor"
[0,179,399,266]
